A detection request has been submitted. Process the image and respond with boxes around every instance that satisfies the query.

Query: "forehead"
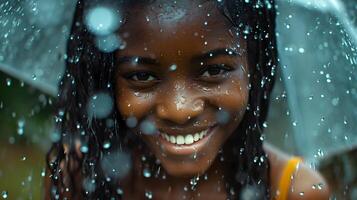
[118,1,242,56]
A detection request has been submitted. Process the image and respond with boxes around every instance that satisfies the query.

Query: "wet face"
[115,1,249,177]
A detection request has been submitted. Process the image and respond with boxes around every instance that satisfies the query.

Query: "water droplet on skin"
[169,64,177,71]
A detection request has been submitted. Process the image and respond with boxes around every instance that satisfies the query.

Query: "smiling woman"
[45,0,330,199]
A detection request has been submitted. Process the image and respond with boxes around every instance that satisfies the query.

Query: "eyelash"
[199,64,233,78]
[125,64,233,82]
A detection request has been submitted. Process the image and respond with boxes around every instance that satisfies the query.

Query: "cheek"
[115,83,156,120]
[209,76,249,115]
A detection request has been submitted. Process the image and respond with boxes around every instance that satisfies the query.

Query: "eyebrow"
[117,56,159,66]
[194,48,239,61]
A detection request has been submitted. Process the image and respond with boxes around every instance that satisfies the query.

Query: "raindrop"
[140,120,157,135]
[50,131,61,142]
[169,64,177,71]
[292,121,297,126]
[126,116,138,128]
[262,122,268,128]
[80,145,89,153]
[101,151,131,180]
[87,92,113,120]
[103,141,111,149]
[145,191,153,199]
[116,188,124,195]
[95,34,122,53]
[82,178,96,193]
[240,186,261,200]
[331,98,339,106]
[17,118,25,136]
[298,48,305,53]
[143,168,151,178]
[5,78,11,86]
[215,109,230,124]
[1,191,8,199]
[85,6,121,36]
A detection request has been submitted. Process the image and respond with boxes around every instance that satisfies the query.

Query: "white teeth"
[169,135,176,144]
[160,129,210,145]
[176,135,185,145]
[193,133,200,142]
[185,134,194,145]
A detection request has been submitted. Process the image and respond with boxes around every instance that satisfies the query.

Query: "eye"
[127,72,157,82]
[200,64,233,78]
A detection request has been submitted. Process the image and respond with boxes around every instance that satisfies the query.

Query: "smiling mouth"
[159,129,209,145]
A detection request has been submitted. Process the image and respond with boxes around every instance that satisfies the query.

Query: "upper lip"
[157,124,216,136]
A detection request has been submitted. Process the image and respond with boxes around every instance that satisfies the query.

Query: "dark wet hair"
[46,0,277,199]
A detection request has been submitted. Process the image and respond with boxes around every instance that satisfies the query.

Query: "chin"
[157,152,218,178]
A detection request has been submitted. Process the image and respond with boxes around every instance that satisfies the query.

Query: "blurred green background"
[0,71,54,200]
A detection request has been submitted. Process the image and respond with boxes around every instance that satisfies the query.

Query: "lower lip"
[157,126,217,156]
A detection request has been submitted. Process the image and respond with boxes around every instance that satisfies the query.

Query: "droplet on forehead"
[85,6,122,36]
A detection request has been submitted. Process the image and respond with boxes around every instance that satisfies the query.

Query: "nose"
[156,89,205,125]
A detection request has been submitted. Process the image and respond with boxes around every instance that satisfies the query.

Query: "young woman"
[45,0,330,199]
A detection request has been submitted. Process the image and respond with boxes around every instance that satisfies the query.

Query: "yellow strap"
[275,157,302,200]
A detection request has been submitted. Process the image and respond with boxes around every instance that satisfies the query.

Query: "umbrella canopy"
[0,0,356,163]
[0,0,76,95]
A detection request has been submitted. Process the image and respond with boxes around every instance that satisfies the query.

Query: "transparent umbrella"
[0,0,356,198]
[0,0,76,95]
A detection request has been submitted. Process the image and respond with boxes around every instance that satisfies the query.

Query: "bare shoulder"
[263,143,330,200]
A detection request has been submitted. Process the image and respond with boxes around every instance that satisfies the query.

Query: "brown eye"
[128,72,157,81]
[200,64,233,78]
